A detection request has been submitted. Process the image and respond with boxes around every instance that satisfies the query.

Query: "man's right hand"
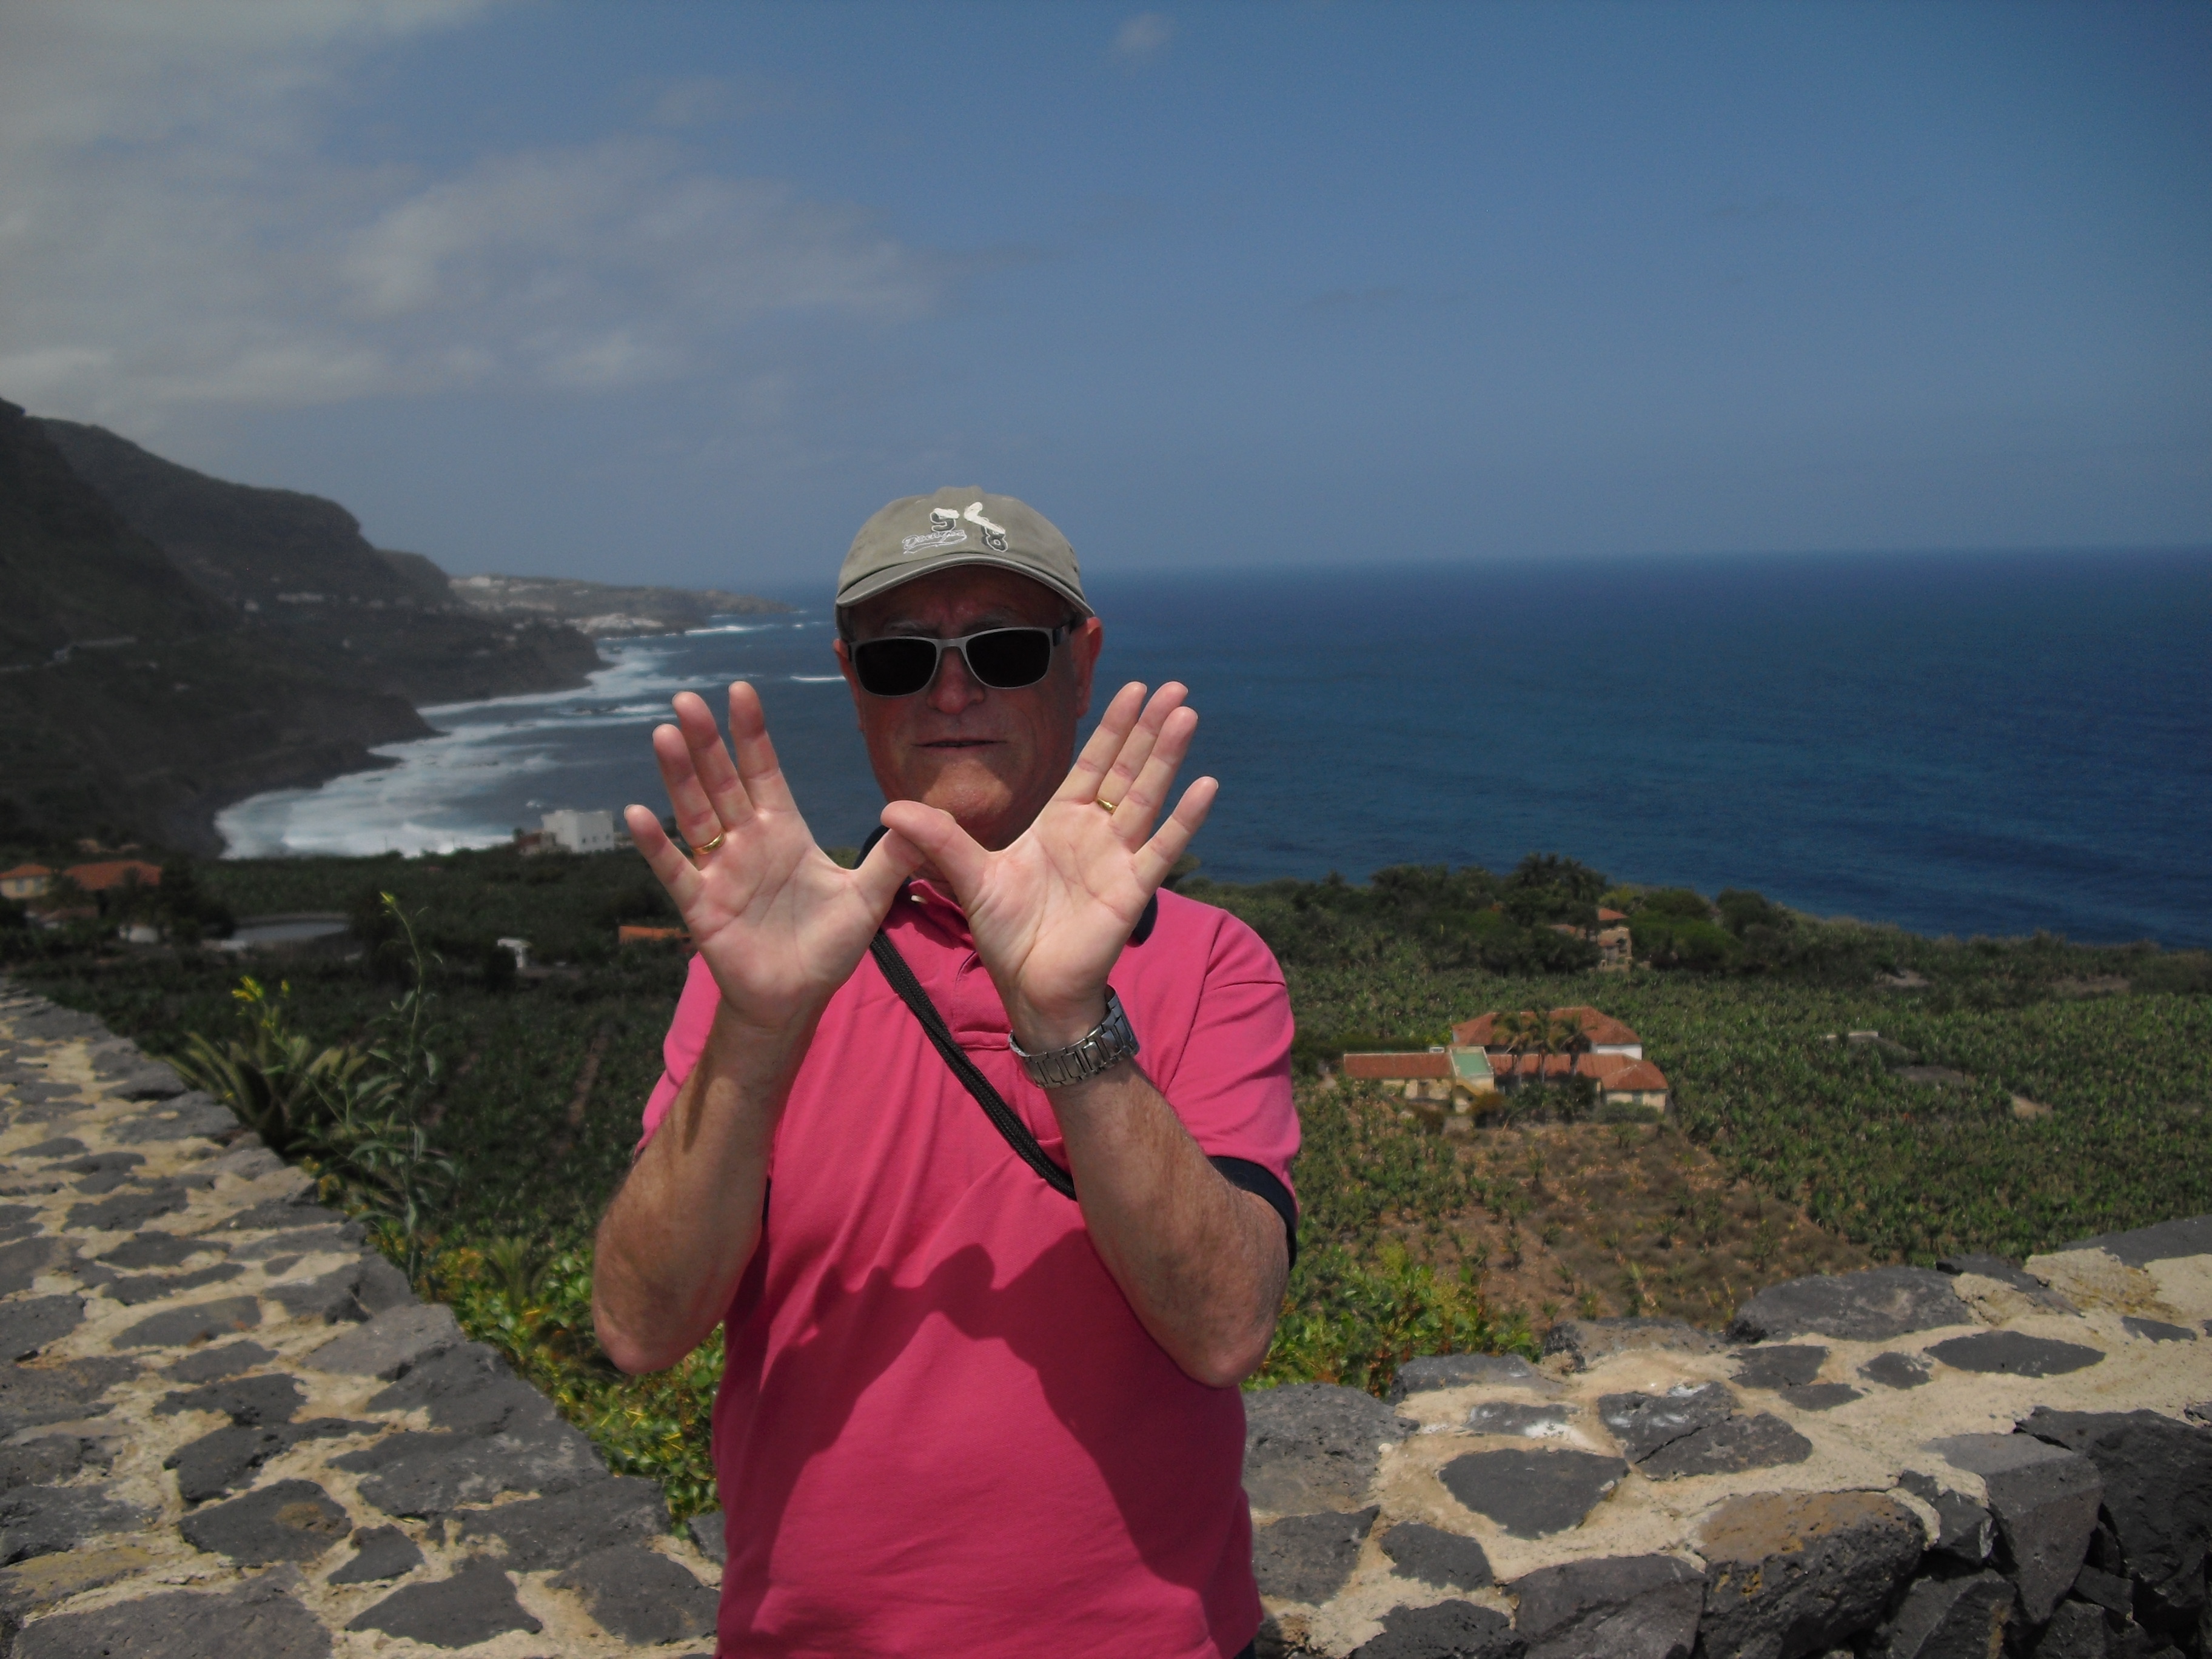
[596,683,919,1375]
[625,682,922,1065]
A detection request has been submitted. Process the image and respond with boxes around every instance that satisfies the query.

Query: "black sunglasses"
[849,624,1071,698]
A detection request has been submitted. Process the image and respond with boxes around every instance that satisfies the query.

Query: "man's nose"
[927,643,987,713]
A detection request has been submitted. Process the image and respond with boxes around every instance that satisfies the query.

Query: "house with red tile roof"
[64,860,164,894]
[0,864,53,902]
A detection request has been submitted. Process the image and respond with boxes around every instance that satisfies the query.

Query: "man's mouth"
[920,739,997,749]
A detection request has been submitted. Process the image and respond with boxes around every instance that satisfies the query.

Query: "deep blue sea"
[220,548,2212,950]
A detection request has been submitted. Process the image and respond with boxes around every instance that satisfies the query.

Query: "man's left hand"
[879,681,1216,1051]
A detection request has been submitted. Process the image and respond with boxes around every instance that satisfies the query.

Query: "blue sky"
[3,1,2206,591]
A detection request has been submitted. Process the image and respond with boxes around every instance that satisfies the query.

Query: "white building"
[540,809,621,854]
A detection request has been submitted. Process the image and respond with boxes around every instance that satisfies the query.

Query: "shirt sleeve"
[1156,902,1301,1207]
[638,951,724,1150]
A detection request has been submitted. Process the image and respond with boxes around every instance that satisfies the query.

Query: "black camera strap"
[868,928,1077,1199]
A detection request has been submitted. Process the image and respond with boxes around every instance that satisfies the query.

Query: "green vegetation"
[8,845,2208,1514]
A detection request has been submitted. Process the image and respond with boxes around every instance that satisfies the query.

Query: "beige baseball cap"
[835,487,1090,617]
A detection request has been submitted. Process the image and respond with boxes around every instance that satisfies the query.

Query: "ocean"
[218,548,2212,950]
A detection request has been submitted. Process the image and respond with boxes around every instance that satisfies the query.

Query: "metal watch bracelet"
[1010,987,1141,1088]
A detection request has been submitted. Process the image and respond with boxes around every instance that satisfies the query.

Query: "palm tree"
[1491,1008,1547,1090]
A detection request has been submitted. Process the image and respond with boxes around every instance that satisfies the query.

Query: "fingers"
[851,826,926,915]
[1060,682,1149,803]
[671,691,753,833]
[878,800,991,902]
[625,805,703,910]
[651,723,725,849]
[1131,776,1218,892]
[725,682,797,813]
[1093,683,1187,819]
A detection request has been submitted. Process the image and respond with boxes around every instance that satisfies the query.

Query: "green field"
[7,845,2207,1515]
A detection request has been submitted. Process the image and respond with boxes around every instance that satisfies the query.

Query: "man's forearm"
[592,1006,810,1374]
[1050,1065,1289,1389]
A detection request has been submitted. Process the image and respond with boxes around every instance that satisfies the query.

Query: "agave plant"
[173,977,359,1156]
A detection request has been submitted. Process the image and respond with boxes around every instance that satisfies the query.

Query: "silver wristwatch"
[1010,988,1141,1088]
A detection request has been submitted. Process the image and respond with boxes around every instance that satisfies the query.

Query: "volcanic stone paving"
[1248,1235,2212,1654]
[0,987,722,1657]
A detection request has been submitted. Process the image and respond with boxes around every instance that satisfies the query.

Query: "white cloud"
[1112,12,1175,61]
[0,1,945,432]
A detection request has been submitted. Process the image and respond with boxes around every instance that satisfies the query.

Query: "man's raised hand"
[880,682,1216,1052]
[626,684,920,1046]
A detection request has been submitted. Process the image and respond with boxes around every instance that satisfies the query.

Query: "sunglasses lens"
[964,629,1054,689]
[853,637,940,697]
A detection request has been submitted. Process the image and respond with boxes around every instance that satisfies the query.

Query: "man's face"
[836,566,1104,851]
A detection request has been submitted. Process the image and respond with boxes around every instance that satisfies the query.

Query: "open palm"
[882,682,1218,1050]
[625,685,920,1039]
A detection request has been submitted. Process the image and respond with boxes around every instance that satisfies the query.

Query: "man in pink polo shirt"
[592,488,1298,1658]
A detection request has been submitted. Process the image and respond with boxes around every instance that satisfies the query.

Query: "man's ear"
[1068,616,1104,719]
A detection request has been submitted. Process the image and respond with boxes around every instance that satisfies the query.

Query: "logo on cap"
[963,502,1009,553]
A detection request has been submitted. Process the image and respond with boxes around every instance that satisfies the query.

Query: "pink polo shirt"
[639,882,1299,1659]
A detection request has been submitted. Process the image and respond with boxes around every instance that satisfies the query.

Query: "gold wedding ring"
[1095,797,1120,813]
[695,829,726,853]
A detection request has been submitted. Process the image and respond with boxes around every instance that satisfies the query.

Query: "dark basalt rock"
[0,1237,72,1297]
[1254,1506,1379,1603]
[179,1478,351,1565]
[113,1295,260,1349]
[551,1543,720,1644]
[0,1485,154,1564]
[333,1426,603,1518]
[99,1230,223,1270]
[1926,1331,2104,1377]
[0,1437,99,1493]
[166,1341,275,1382]
[1728,1265,1968,1343]
[307,1304,463,1381]
[0,1357,134,1433]
[2118,1316,2194,1342]
[0,1296,83,1361]
[157,1373,304,1426]
[2031,1600,2111,1659]
[1244,1384,1413,1512]
[1379,1520,1492,1590]
[2073,1564,2132,1615]
[266,1262,384,1324]
[1464,1402,1573,1438]
[12,1566,332,1659]
[1933,1435,2103,1624]
[345,1559,541,1647]
[1511,1554,1703,1659]
[2061,1214,2212,1266]
[213,1198,348,1235]
[1390,1353,1550,1400]
[1898,1471,1994,1565]
[1780,1382,1863,1411]
[69,1153,148,1193]
[1438,1449,1628,1538]
[12,1139,85,1161]
[1732,1345,1828,1390]
[1872,1569,2015,1659]
[686,1507,726,1563]
[1352,1599,1524,1659]
[102,1064,186,1101]
[64,1184,189,1233]
[165,1419,369,1504]
[326,1523,423,1584]
[1860,1351,1934,1389]
[2019,1407,2212,1635]
[1697,1490,1926,1659]
[1598,1383,1735,1462]
[1541,1317,1718,1372]
[1639,1412,1812,1480]
[104,1096,237,1142]
[1937,1253,2077,1312]
[446,1476,666,1572]
[105,1262,245,1305]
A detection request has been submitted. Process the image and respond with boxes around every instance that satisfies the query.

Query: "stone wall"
[1247,1235,2211,1657]
[0,986,725,1657]
[7,980,2208,1658]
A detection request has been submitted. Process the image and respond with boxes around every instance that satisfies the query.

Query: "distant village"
[1341,1004,1670,1120]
